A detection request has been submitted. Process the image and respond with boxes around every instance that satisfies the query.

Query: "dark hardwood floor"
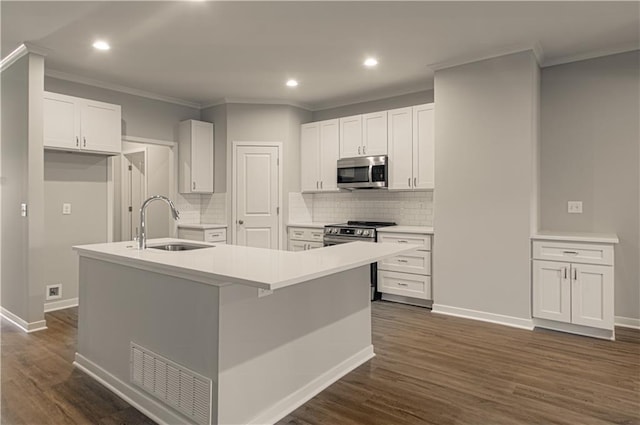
[2,303,639,425]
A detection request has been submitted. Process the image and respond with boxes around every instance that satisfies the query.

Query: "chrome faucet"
[138,195,180,250]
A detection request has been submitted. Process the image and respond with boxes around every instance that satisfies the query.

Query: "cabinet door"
[339,115,362,158]
[533,260,571,323]
[571,264,614,329]
[387,107,413,190]
[191,121,214,193]
[413,104,435,190]
[362,111,387,156]
[300,123,320,192]
[319,119,339,191]
[44,92,80,150]
[81,100,121,154]
[289,240,307,252]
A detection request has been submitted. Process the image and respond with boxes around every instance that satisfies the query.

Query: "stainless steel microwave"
[337,156,388,189]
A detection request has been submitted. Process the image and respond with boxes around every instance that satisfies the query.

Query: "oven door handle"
[323,235,374,245]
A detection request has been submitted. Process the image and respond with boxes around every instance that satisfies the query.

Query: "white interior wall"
[433,51,539,323]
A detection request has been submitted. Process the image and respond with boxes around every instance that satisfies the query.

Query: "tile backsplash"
[290,190,434,226]
[176,192,227,225]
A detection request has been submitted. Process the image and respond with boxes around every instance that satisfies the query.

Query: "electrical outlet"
[568,201,583,214]
[62,203,72,215]
[258,288,273,298]
[46,284,62,301]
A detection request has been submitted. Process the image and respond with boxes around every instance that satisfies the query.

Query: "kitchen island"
[73,239,413,425]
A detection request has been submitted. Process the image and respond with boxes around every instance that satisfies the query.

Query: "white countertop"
[74,238,414,291]
[177,223,227,230]
[378,225,435,234]
[532,231,619,244]
[286,222,333,229]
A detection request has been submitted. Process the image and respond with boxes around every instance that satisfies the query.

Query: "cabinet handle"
[193,182,196,190]
[397,282,409,286]
[573,267,577,281]
[83,137,86,147]
[563,267,567,279]
[408,178,411,187]
[316,181,319,189]
[414,177,417,187]
[397,240,408,243]
[358,146,361,155]
[363,146,366,154]
[75,136,79,147]
[397,259,408,263]
[563,251,578,255]
[320,181,323,189]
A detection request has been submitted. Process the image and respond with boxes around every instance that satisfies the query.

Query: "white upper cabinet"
[339,115,362,158]
[44,91,121,154]
[387,103,435,190]
[362,111,388,156]
[300,119,339,192]
[179,119,214,194]
[339,112,388,158]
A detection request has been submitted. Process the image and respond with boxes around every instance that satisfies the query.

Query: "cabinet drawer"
[378,270,431,300]
[378,232,431,249]
[533,241,613,266]
[378,249,430,275]
[204,228,226,243]
[288,227,324,242]
[288,240,324,251]
[178,229,204,241]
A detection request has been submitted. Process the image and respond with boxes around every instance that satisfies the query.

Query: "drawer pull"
[416,249,428,252]
[397,240,408,243]
[563,251,578,255]
[397,282,409,286]
[397,259,408,263]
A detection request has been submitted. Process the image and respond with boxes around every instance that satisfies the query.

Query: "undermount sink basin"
[148,243,212,251]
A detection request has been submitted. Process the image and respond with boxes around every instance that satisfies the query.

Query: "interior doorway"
[121,149,147,241]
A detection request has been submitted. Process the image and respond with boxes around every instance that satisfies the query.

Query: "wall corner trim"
[0,42,50,72]
[0,307,48,333]
[426,44,543,72]
[432,304,535,331]
[44,298,79,313]
[615,316,640,330]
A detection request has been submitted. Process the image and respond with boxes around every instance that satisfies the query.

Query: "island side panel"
[76,257,220,424]
[217,265,373,425]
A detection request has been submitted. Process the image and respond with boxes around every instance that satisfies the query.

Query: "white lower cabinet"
[178,228,227,244]
[288,226,324,251]
[377,231,432,304]
[532,238,615,337]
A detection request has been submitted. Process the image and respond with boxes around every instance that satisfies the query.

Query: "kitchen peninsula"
[73,239,414,425]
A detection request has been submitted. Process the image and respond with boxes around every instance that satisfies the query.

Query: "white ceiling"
[2,1,638,110]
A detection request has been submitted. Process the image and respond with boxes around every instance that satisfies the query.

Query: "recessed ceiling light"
[364,58,378,67]
[286,79,298,87]
[93,40,110,51]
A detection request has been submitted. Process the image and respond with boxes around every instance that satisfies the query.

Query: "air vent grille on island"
[130,342,211,425]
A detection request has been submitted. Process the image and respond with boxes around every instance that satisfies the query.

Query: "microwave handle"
[369,164,373,184]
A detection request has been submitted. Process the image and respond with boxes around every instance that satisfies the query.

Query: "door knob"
[238,220,244,225]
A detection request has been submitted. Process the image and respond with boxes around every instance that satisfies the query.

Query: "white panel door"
[81,100,121,153]
[533,260,571,323]
[43,92,79,150]
[413,104,435,190]
[387,107,413,190]
[236,146,279,249]
[300,123,320,192]
[191,121,214,193]
[362,111,387,156]
[319,119,339,191]
[339,115,362,158]
[571,264,614,329]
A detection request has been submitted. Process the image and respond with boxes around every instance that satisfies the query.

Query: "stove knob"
[356,229,363,235]
[332,228,339,234]
[362,230,370,237]
[325,228,331,234]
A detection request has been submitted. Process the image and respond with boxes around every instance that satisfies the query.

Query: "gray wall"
[433,51,539,321]
[200,104,228,193]
[311,90,434,121]
[540,50,640,320]
[1,53,46,325]
[44,152,108,303]
[44,77,200,141]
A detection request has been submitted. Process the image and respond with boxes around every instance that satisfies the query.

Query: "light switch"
[568,201,583,214]
[62,203,72,215]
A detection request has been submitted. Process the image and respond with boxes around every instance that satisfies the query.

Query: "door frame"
[120,148,148,241]
[231,141,283,249]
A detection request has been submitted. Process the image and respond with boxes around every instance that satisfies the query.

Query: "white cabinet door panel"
[300,123,320,192]
[571,264,614,329]
[362,111,387,156]
[413,104,435,190]
[81,100,121,154]
[339,115,362,158]
[191,121,214,193]
[533,260,571,323]
[44,93,79,150]
[319,119,339,190]
[387,107,413,190]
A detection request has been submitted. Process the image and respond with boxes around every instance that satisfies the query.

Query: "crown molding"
[203,97,313,111]
[1,42,51,72]
[541,43,639,68]
[427,43,544,73]
[45,69,202,109]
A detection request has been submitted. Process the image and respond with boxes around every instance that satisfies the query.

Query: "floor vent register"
[130,342,211,425]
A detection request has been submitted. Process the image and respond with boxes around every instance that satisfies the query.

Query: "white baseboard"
[615,316,640,329]
[432,304,534,330]
[0,307,47,333]
[534,318,614,340]
[74,353,190,425]
[248,345,375,425]
[44,297,79,313]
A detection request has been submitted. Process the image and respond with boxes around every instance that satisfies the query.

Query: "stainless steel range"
[323,221,396,300]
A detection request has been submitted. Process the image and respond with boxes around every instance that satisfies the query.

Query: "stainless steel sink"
[148,243,212,251]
